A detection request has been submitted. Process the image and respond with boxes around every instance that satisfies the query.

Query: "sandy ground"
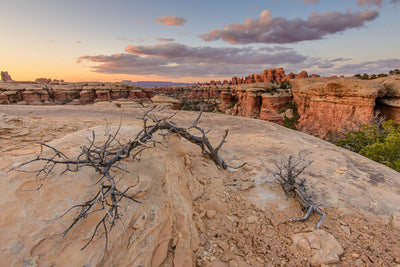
[0,104,399,266]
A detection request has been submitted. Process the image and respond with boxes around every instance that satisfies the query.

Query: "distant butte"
[1,71,13,81]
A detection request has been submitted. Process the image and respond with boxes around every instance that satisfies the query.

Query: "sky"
[1,0,400,82]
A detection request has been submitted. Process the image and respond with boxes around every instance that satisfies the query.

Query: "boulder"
[291,230,344,266]
[151,94,181,110]
[0,93,10,104]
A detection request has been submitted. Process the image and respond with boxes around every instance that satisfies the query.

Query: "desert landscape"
[0,100,399,266]
[2,0,400,266]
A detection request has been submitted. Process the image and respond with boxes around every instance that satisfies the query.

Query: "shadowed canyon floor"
[0,105,399,266]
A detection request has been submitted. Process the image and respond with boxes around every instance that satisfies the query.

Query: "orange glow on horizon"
[8,69,228,83]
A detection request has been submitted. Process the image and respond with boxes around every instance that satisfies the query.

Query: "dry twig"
[11,107,242,257]
[264,152,326,229]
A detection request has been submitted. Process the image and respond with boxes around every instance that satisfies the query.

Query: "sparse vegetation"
[279,81,291,89]
[336,119,400,172]
[389,69,400,75]
[263,152,325,229]
[181,98,222,113]
[283,103,300,130]
[354,69,399,80]
[12,108,243,258]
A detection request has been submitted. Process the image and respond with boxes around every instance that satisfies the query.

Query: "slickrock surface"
[0,105,399,266]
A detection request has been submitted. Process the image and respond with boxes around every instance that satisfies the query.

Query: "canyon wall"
[376,75,400,123]
[0,81,154,105]
[1,72,400,138]
[291,78,386,138]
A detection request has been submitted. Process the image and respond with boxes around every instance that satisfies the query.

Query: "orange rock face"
[0,82,151,105]
[222,68,316,86]
[291,78,385,138]
[259,94,292,125]
[295,71,308,79]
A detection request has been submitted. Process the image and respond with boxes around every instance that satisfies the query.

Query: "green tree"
[360,131,400,171]
[336,120,400,172]
[361,73,369,80]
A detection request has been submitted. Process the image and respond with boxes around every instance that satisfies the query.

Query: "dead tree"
[11,107,237,256]
[265,152,326,229]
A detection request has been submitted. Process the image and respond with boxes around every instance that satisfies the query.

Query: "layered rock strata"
[291,78,386,138]
[0,81,153,106]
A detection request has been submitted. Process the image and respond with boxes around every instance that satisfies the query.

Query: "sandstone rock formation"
[0,105,399,266]
[291,77,386,138]
[376,74,400,123]
[151,94,181,110]
[0,81,152,105]
[213,68,319,86]
[291,230,344,265]
[1,73,400,140]
[35,78,52,83]
[1,71,12,81]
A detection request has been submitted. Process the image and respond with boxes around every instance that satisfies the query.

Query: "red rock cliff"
[291,78,386,138]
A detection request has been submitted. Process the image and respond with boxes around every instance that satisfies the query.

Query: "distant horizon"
[2,0,399,82]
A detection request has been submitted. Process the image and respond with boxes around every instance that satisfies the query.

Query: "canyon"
[1,69,400,138]
[1,69,400,266]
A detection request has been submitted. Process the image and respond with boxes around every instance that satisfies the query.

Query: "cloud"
[249,5,260,12]
[78,43,314,78]
[392,0,400,3]
[297,0,319,4]
[332,58,400,75]
[156,37,175,42]
[155,15,186,26]
[199,9,379,44]
[124,43,306,64]
[357,0,382,7]
[75,41,83,43]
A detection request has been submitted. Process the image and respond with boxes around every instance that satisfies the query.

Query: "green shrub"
[336,120,400,172]
[336,123,381,152]
[279,81,291,89]
[283,103,300,130]
[359,131,400,171]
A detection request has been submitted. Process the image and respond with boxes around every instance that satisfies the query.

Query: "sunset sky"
[1,0,400,82]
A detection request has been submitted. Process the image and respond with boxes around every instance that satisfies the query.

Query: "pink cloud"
[156,38,175,42]
[77,43,313,78]
[248,5,260,12]
[199,9,379,44]
[155,15,186,26]
[357,0,382,7]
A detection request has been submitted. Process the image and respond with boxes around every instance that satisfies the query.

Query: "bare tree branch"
[10,107,243,259]
[264,152,326,229]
